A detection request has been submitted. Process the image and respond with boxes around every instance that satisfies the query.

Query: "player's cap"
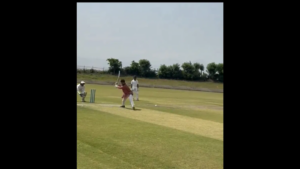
[80,81,85,84]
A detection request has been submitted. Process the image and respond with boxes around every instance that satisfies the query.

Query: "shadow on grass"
[124,107,142,111]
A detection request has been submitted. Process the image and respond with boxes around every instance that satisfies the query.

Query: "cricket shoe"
[120,105,125,108]
[132,107,135,110]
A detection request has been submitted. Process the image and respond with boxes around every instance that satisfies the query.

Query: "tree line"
[104,58,223,82]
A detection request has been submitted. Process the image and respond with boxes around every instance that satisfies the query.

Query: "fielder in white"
[77,81,87,102]
[131,75,139,101]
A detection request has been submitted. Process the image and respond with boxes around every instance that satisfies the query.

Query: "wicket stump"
[90,89,96,103]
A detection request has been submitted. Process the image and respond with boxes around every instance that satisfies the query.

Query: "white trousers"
[79,92,87,101]
[123,95,134,107]
[132,88,139,100]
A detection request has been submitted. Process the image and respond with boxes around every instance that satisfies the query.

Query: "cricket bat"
[116,70,120,83]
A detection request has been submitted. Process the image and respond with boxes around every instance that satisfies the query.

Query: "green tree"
[129,60,140,76]
[171,63,182,79]
[199,64,204,75]
[216,63,223,82]
[167,65,174,79]
[216,63,223,75]
[146,69,157,78]
[193,63,201,80]
[139,59,152,77]
[158,64,169,78]
[90,67,95,73]
[206,62,217,80]
[202,72,209,80]
[106,58,122,74]
[181,62,195,80]
[193,63,200,71]
[123,66,131,75]
[158,64,182,79]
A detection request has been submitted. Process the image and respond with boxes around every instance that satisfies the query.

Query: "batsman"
[115,79,135,110]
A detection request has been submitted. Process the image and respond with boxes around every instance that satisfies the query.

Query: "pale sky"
[77,2,223,70]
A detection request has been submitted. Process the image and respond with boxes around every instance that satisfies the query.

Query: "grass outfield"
[77,73,223,91]
[77,84,223,169]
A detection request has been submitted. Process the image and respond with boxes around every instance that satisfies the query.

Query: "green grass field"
[77,73,223,91]
[77,84,223,169]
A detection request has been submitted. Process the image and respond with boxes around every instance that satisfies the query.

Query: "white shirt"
[131,80,138,89]
[77,84,85,94]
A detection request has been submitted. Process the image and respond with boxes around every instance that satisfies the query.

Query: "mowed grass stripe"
[80,84,223,109]
[78,101,223,123]
[140,97,223,107]
[100,97,223,123]
[77,152,113,169]
[107,96,223,108]
[78,103,223,141]
[77,140,139,169]
[77,106,223,169]
[150,106,223,123]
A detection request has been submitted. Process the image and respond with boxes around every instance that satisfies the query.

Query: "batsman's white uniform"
[131,79,139,100]
[77,84,87,101]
